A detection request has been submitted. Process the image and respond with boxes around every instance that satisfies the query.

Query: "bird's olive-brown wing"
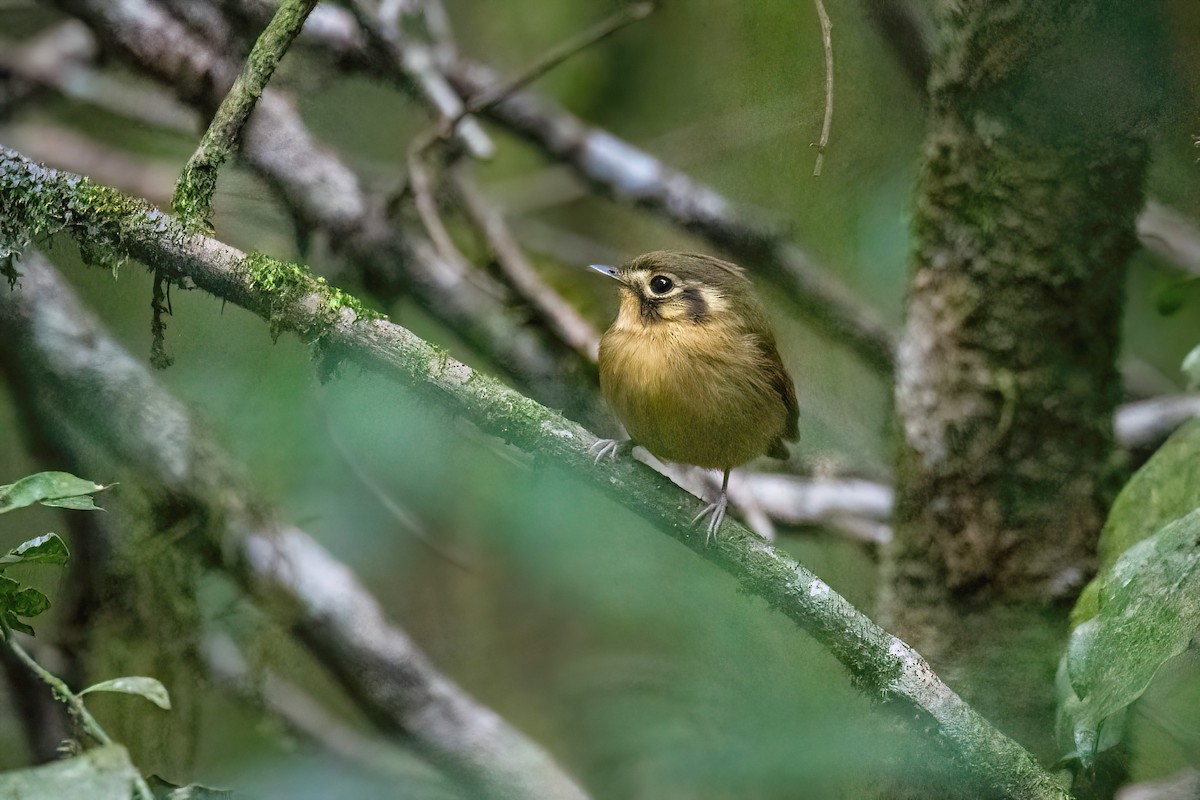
[756,333,799,453]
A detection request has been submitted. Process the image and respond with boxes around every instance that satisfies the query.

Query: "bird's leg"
[692,468,731,544]
[589,437,634,464]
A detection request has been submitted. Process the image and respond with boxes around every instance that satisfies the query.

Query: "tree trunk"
[886,0,1165,788]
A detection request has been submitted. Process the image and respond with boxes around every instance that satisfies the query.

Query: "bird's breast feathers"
[598,320,788,468]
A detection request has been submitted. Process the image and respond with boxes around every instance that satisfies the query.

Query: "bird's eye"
[649,275,674,294]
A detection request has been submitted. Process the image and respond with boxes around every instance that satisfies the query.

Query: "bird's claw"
[589,438,629,464]
[692,494,728,545]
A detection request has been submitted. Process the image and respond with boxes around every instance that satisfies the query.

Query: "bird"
[590,250,798,542]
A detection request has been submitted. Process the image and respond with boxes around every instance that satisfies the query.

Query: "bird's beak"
[589,264,622,282]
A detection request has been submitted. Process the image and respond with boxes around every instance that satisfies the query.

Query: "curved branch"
[0,147,1068,799]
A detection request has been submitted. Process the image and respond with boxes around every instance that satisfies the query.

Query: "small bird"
[590,251,798,541]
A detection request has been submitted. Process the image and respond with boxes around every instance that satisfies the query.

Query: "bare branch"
[811,0,834,177]
[0,149,1072,799]
[1138,200,1200,278]
[455,2,654,121]
[173,0,319,230]
[451,168,601,361]
[1115,395,1200,453]
[346,0,494,158]
[1116,768,1200,800]
[202,635,461,796]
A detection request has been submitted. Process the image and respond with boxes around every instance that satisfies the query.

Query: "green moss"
[171,161,220,235]
[1,148,382,357]
[0,151,159,277]
[235,250,381,341]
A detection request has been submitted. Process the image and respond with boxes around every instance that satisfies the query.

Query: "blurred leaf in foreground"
[1060,509,1200,765]
[0,471,111,514]
[80,677,173,711]
[1059,419,1200,766]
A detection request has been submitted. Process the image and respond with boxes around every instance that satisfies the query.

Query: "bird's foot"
[589,437,632,464]
[692,492,728,545]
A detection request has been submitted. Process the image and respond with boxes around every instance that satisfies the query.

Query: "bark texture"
[888,0,1166,778]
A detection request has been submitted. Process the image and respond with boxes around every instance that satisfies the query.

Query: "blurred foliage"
[1062,421,1200,773]
[1,0,1200,797]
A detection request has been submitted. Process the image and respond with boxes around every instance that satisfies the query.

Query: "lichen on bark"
[887,0,1167,776]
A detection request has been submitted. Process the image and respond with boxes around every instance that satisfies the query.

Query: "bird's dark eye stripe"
[680,287,707,321]
[649,275,674,294]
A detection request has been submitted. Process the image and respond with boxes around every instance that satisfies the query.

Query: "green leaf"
[0,471,109,514]
[0,744,144,799]
[1060,508,1200,767]
[1,610,35,637]
[1184,343,1200,391]
[79,676,172,711]
[0,575,51,637]
[40,496,104,511]
[1073,419,1200,625]
[0,533,70,566]
[7,587,49,618]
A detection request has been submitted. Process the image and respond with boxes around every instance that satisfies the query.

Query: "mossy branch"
[171,0,318,232]
[0,146,1068,799]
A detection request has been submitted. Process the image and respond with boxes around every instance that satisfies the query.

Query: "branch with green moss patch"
[0,146,1068,798]
[171,0,319,231]
[1,147,380,345]
[171,0,318,232]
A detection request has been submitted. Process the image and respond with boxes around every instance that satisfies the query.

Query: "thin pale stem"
[5,637,154,800]
[812,0,834,177]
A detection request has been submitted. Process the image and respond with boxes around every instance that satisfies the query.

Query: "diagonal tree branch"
[0,146,1070,799]
[0,249,590,800]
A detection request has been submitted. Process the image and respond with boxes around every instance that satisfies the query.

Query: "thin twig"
[347,0,494,158]
[399,1,655,297]
[450,167,601,361]
[1138,201,1200,278]
[405,129,473,274]
[1115,394,1200,452]
[5,638,154,800]
[5,638,112,748]
[172,0,319,231]
[316,381,478,572]
[454,2,655,124]
[811,0,834,177]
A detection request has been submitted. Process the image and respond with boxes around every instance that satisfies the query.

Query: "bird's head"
[590,251,749,329]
